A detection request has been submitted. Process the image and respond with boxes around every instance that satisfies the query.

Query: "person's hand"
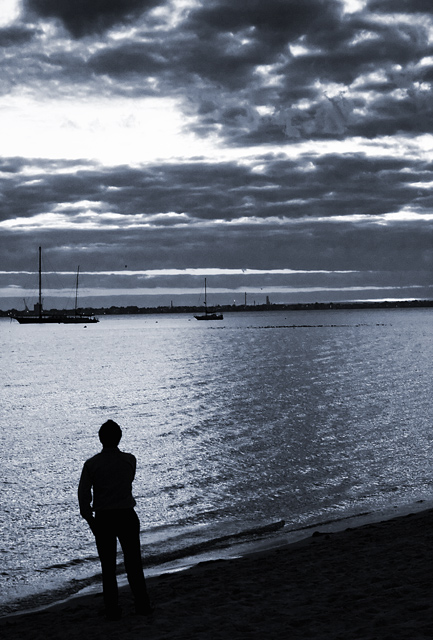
[87,517,98,536]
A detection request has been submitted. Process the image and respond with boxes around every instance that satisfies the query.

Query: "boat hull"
[12,315,99,324]
[194,314,224,320]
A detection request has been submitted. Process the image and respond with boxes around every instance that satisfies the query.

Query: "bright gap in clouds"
[341,0,367,13]
[0,0,20,26]
[0,94,212,164]
[3,208,433,233]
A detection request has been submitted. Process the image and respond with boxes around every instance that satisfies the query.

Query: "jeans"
[95,508,150,612]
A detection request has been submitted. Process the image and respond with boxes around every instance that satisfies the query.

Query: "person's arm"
[78,464,97,534]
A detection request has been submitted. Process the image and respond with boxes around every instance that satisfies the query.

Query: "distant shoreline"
[3,298,433,317]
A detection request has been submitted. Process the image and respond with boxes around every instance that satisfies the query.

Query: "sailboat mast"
[204,277,207,313]
[38,246,42,319]
[75,266,80,314]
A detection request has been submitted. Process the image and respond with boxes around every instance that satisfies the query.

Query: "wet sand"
[2,508,433,639]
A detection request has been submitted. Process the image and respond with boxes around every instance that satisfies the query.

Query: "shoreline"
[3,505,433,639]
[3,498,432,620]
[2,498,433,620]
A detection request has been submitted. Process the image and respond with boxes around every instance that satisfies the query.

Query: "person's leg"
[117,509,152,613]
[95,512,120,617]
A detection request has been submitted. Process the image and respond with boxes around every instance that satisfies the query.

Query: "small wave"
[253,324,370,329]
[286,511,373,534]
[40,555,98,572]
[140,519,285,568]
[37,520,286,575]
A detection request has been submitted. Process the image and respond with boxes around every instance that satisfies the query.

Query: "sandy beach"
[2,508,433,639]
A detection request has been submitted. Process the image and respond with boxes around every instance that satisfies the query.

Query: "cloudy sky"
[1,0,433,310]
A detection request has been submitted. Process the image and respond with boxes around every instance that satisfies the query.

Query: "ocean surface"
[2,308,433,616]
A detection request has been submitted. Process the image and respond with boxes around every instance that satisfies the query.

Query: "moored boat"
[194,278,223,321]
[10,247,99,324]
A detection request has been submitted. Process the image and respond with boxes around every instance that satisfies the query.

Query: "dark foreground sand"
[2,509,433,639]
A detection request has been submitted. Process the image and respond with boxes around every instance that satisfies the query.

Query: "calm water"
[2,308,433,615]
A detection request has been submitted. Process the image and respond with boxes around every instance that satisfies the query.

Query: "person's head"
[99,420,122,448]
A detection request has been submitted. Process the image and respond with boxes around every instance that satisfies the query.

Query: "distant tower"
[266,295,270,306]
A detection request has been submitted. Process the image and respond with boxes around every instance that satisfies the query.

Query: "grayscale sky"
[1,0,433,309]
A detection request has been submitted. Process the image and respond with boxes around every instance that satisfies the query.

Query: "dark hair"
[99,420,122,447]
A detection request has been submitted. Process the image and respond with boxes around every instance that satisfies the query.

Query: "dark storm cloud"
[0,25,35,47]
[177,0,342,87]
[1,152,429,228]
[24,0,164,38]
[369,0,433,14]
[88,43,167,79]
[159,0,433,141]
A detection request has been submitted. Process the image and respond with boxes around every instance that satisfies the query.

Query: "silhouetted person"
[78,419,152,620]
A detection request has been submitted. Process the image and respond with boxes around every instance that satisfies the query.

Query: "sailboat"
[10,247,99,324]
[194,278,223,320]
